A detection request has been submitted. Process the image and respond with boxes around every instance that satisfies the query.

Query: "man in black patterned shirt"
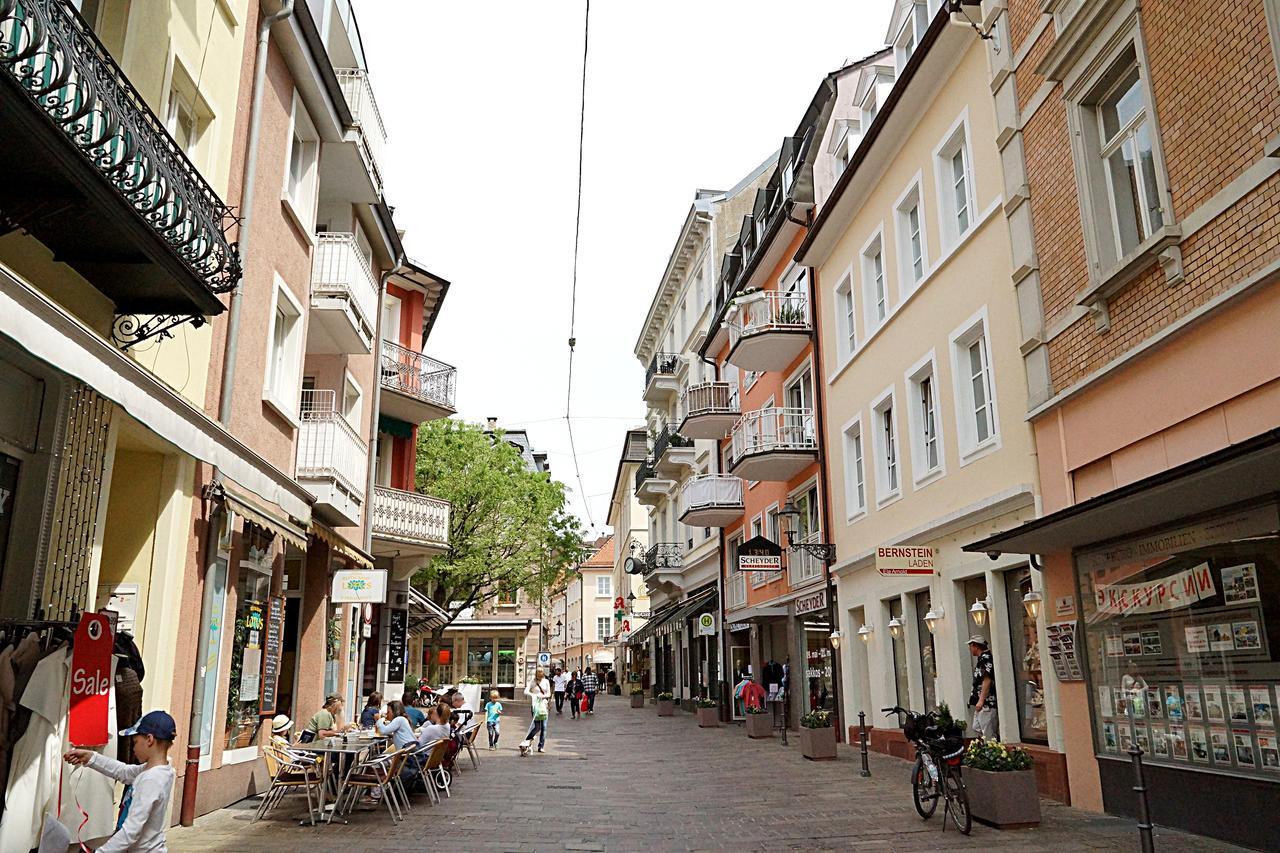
[967,636,998,739]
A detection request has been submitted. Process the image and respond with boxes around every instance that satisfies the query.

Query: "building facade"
[607,429,651,681]
[550,536,617,676]
[967,0,1280,846]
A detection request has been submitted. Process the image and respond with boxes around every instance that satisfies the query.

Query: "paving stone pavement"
[169,694,1249,852]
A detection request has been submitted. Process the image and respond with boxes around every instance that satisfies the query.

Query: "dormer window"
[894,2,930,73]
[861,87,878,128]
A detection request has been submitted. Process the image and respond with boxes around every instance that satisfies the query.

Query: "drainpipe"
[181,0,295,827]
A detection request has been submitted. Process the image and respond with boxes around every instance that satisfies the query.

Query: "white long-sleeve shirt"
[86,753,175,853]
[524,678,550,701]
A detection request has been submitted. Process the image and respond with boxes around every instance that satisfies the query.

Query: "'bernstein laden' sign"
[876,546,936,576]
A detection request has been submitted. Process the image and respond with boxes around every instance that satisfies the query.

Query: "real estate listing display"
[1078,502,1280,780]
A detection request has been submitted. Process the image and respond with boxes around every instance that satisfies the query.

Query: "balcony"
[335,68,386,195]
[0,0,239,334]
[643,352,680,404]
[644,542,684,590]
[371,485,449,580]
[309,232,378,353]
[652,424,696,478]
[679,382,739,440]
[679,474,744,527]
[727,290,811,372]
[379,341,457,423]
[296,390,368,527]
[634,460,674,507]
[729,407,818,482]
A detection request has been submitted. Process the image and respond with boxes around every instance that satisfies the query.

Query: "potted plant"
[696,698,719,727]
[657,691,675,716]
[935,703,968,738]
[630,686,645,708]
[745,706,773,738]
[962,738,1041,828]
[799,710,837,760]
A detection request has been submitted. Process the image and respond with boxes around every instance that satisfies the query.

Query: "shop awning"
[627,605,678,646]
[311,521,374,569]
[406,587,451,634]
[724,605,787,623]
[965,429,1280,556]
[225,489,308,551]
[657,589,719,638]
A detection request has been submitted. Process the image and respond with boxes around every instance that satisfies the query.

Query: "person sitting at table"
[304,694,352,738]
[449,691,475,730]
[375,700,417,750]
[270,714,319,767]
[416,704,452,747]
[359,691,383,729]
[401,691,426,727]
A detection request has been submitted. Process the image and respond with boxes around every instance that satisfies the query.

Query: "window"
[788,485,822,584]
[381,294,402,343]
[894,2,929,72]
[914,590,937,711]
[950,309,1000,461]
[888,597,909,707]
[872,389,901,504]
[496,588,517,605]
[596,575,612,597]
[728,534,746,607]
[833,126,853,179]
[283,95,319,231]
[836,274,857,360]
[861,84,878,127]
[1094,49,1163,256]
[342,372,362,429]
[784,366,814,443]
[906,354,944,483]
[165,62,211,168]
[861,230,889,333]
[842,416,867,520]
[934,113,976,249]
[750,516,767,587]
[224,526,274,750]
[895,181,927,294]
[597,617,611,642]
[264,278,304,419]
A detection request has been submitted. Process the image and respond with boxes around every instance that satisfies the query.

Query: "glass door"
[730,645,751,719]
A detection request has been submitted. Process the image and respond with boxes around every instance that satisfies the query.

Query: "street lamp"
[887,616,903,639]
[923,607,943,634]
[858,624,873,644]
[829,629,842,649]
[969,597,989,627]
[1022,590,1043,621]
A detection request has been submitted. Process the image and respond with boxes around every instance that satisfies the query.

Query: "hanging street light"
[1022,589,1043,621]
[969,597,988,627]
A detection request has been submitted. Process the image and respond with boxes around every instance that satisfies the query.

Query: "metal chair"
[461,721,483,770]
[254,742,323,824]
[331,748,408,824]
[419,739,452,803]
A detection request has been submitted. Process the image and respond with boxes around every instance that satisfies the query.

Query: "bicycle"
[882,706,972,835]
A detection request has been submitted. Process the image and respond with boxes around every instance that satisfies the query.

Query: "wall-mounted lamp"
[858,624,873,645]
[887,616,903,639]
[1021,590,1043,621]
[829,630,842,650]
[923,608,943,634]
[969,597,989,627]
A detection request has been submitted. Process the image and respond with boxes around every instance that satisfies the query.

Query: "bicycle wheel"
[912,756,938,819]
[945,768,972,835]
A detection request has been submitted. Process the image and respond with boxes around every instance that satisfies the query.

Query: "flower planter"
[697,707,719,727]
[745,713,773,739]
[799,726,837,760]
[657,698,675,716]
[630,693,645,708]
[964,767,1041,828]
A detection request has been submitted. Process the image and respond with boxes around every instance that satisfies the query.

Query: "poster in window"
[1233,620,1261,650]
[1123,632,1143,656]
[1116,691,1132,718]
[1146,688,1163,719]
[1184,686,1203,721]
[1140,630,1162,656]
[1103,721,1118,752]
[1170,725,1188,760]
[1258,733,1280,769]
[1118,722,1133,752]
[1205,685,1226,723]
[1190,728,1209,762]
[1208,623,1234,652]
[1097,685,1114,717]
[1184,626,1209,654]
[1226,687,1249,722]
[1165,686,1183,722]
[1105,635,1124,657]
[1210,729,1231,763]
[1221,563,1260,605]
[1234,730,1256,767]
[1250,686,1274,725]
[1136,725,1150,754]
[1152,728,1169,758]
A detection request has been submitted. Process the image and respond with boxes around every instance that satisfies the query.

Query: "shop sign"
[387,608,408,683]
[1055,595,1076,618]
[258,596,285,716]
[331,569,388,603]
[1094,562,1216,617]
[69,613,113,747]
[876,546,935,575]
[738,535,783,572]
[238,601,264,697]
[631,611,651,619]
[697,613,716,636]
[1077,505,1272,573]
[794,589,827,616]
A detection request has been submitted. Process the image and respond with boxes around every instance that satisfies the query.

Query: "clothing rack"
[0,618,80,649]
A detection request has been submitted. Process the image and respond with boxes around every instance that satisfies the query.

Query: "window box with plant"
[799,710,837,760]
[657,691,675,716]
[745,705,773,739]
[696,697,719,728]
[962,738,1040,828]
[630,686,645,708]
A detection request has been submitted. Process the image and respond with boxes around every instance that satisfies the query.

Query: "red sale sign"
[69,613,113,747]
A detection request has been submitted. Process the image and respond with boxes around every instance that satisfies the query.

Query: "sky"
[362,1,893,539]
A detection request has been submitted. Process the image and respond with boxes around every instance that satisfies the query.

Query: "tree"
[410,420,583,683]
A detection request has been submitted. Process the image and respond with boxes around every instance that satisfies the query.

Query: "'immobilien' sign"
[876,546,936,576]
[738,535,783,573]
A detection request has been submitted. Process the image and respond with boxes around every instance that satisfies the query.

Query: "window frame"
[859,226,890,335]
[893,2,929,74]
[948,306,1001,465]
[341,369,363,430]
[932,109,976,252]
[834,268,857,363]
[870,385,903,508]
[596,574,612,598]
[904,350,946,488]
[263,275,305,424]
[841,413,868,523]
[893,174,929,299]
[749,514,768,588]
[282,92,320,236]
[596,616,611,642]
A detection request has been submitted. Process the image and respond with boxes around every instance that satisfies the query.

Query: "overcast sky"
[362,1,892,539]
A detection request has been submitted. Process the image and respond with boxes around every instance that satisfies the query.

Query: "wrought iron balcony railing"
[380,341,457,411]
[297,389,367,497]
[335,68,386,193]
[634,459,659,493]
[652,423,693,461]
[372,485,449,549]
[0,0,240,302]
[644,351,679,391]
[644,542,682,573]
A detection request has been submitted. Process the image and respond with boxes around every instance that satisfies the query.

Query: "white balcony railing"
[730,407,817,463]
[788,530,824,586]
[372,485,449,548]
[729,290,811,349]
[297,389,367,497]
[336,68,387,191]
[312,232,379,339]
[680,381,739,419]
[728,569,747,608]
[380,341,457,411]
[680,474,743,516]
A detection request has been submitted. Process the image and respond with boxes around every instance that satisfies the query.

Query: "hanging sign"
[1093,563,1216,617]
[387,607,408,683]
[258,596,285,716]
[69,613,113,747]
[876,546,936,575]
[331,569,388,603]
[1045,620,1083,681]
[697,612,716,636]
[738,536,783,572]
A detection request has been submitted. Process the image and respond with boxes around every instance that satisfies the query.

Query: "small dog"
[518,739,533,757]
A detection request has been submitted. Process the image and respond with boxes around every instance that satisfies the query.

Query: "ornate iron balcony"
[644,542,682,573]
[379,340,457,412]
[644,351,679,391]
[634,459,659,493]
[371,485,449,550]
[652,423,693,461]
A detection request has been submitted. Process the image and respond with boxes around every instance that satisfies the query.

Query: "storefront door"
[730,644,750,719]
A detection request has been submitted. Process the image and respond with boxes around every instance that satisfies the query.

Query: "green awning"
[379,414,414,440]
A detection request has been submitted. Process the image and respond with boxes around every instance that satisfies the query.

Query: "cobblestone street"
[169,694,1247,852]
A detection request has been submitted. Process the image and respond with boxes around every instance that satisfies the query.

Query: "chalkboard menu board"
[387,608,408,683]
[258,596,286,716]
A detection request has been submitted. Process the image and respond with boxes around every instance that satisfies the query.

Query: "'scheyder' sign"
[738,535,783,572]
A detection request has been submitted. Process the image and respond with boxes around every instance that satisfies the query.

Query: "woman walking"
[522,668,552,753]
[567,670,583,720]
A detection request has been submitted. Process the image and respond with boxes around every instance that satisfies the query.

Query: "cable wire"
[565,0,594,530]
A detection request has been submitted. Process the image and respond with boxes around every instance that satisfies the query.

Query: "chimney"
[486,417,498,431]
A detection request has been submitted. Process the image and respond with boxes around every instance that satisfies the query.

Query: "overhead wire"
[565,0,595,531]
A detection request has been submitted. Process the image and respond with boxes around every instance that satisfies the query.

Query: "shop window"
[467,638,493,682]
[224,525,274,750]
[914,590,938,712]
[805,620,835,713]
[888,597,909,708]
[497,638,515,685]
[962,575,990,646]
[1079,503,1280,778]
[1004,567,1048,744]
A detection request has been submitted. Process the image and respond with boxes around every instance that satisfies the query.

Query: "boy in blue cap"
[64,710,177,852]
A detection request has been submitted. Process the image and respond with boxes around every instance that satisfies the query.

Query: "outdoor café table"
[297,733,386,825]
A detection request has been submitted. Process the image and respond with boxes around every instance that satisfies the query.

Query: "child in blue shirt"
[484,691,503,750]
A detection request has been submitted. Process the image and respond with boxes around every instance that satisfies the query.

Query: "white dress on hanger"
[0,647,70,853]
[59,656,118,843]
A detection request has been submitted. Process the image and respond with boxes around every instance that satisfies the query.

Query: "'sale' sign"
[70,613,113,746]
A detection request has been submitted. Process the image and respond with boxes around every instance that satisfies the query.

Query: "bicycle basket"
[903,714,928,742]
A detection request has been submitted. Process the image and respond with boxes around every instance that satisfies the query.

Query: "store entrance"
[730,644,750,719]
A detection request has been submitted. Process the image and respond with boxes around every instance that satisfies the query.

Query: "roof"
[389,257,451,344]
[484,420,551,473]
[583,535,615,568]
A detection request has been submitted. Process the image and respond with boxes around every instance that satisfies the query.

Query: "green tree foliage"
[411,420,582,682]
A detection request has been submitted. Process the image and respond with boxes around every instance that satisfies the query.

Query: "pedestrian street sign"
[537,651,551,667]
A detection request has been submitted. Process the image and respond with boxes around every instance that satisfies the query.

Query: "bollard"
[1129,740,1156,852]
[858,711,871,777]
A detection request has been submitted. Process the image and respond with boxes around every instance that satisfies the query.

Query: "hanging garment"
[114,666,143,764]
[0,647,70,853]
[59,657,118,843]
[8,632,42,746]
[0,644,15,814]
